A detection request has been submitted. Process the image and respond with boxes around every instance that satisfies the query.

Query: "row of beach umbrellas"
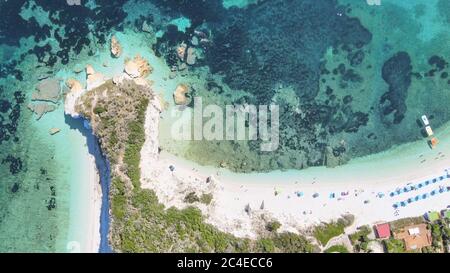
[392,186,450,209]
[389,174,448,197]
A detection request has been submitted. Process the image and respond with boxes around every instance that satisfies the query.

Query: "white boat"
[425,126,434,136]
[421,115,430,126]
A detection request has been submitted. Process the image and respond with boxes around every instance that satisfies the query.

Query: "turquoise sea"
[0,0,449,252]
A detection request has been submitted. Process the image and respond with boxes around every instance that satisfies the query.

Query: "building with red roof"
[375,223,391,239]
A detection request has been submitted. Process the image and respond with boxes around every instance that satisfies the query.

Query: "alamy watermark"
[171,97,279,152]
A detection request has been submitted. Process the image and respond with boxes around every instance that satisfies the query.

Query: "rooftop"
[375,223,391,239]
[394,223,432,251]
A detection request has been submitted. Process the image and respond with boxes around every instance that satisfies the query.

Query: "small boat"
[425,126,434,136]
[421,115,430,126]
[429,137,439,149]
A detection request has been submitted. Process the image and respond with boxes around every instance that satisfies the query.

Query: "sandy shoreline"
[82,152,102,253]
[141,101,450,239]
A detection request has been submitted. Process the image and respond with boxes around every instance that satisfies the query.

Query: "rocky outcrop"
[49,128,61,135]
[124,55,152,78]
[177,43,187,60]
[31,78,61,103]
[28,103,57,120]
[86,65,105,90]
[186,47,197,65]
[110,35,122,58]
[64,78,84,118]
[173,84,189,105]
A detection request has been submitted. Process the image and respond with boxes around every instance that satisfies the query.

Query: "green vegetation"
[93,106,107,114]
[200,193,213,205]
[123,98,148,188]
[324,245,349,253]
[184,192,200,204]
[427,211,440,223]
[79,80,317,253]
[384,238,406,253]
[265,221,281,232]
[427,220,448,252]
[389,217,424,233]
[271,233,317,253]
[349,225,372,252]
[313,215,354,246]
[111,178,127,220]
[257,239,275,252]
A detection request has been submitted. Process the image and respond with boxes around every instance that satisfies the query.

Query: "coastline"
[141,105,450,238]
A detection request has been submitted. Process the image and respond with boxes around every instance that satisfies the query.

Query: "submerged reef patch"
[379,52,412,125]
[205,0,372,103]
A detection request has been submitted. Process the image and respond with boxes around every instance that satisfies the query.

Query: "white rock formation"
[64,78,84,118]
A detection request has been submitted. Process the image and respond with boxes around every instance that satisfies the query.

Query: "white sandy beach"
[141,99,450,239]
[81,152,102,253]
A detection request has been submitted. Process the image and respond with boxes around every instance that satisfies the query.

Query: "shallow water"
[0,0,449,252]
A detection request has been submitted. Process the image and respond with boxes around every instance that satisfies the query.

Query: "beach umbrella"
[401,202,406,207]
[390,192,395,197]
[432,178,437,183]
[393,204,398,209]
[415,196,420,201]
[418,184,423,188]
[169,165,175,172]
[313,193,319,198]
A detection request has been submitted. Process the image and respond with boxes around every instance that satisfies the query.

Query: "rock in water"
[31,78,61,103]
[86,64,95,76]
[85,65,105,90]
[142,21,153,33]
[186,47,197,65]
[66,0,81,5]
[27,103,57,120]
[110,35,122,58]
[173,84,189,105]
[49,128,61,135]
[177,43,187,60]
[65,78,84,118]
[124,55,152,78]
